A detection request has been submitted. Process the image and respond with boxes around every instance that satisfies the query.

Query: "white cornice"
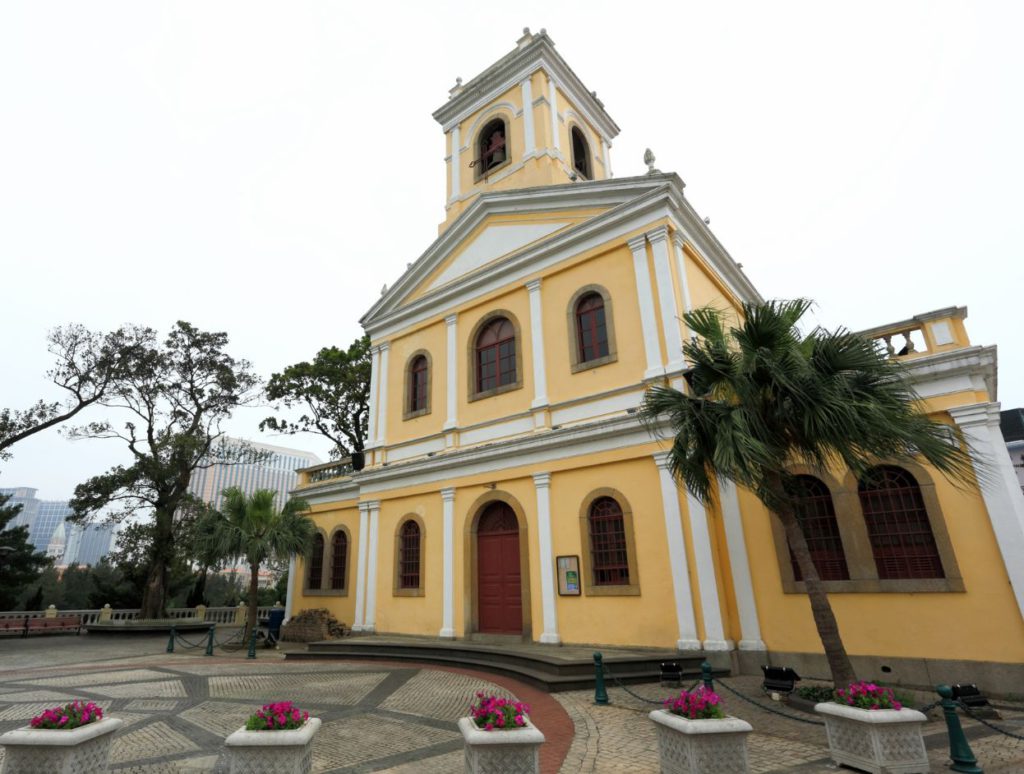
[433,33,619,141]
[361,174,763,338]
[898,345,998,402]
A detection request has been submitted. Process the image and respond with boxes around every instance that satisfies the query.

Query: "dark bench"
[761,665,801,695]
[0,617,28,636]
[25,615,82,636]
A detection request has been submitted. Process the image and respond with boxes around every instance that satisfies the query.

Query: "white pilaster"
[629,235,664,379]
[718,480,766,651]
[364,499,381,633]
[444,314,458,432]
[526,279,548,409]
[533,472,560,644]
[440,487,456,638]
[649,227,686,374]
[366,345,381,448]
[671,234,694,314]
[950,403,1024,623]
[685,490,732,651]
[602,139,612,178]
[521,77,535,156]
[548,78,560,154]
[654,452,701,650]
[450,126,461,200]
[375,343,390,448]
[285,555,296,623]
[353,502,370,631]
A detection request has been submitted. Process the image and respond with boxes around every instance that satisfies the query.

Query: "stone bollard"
[99,604,112,622]
[205,624,216,657]
[45,605,57,619]
[234,602,246,626]
[195,604,206,622]
[702,660,715,692]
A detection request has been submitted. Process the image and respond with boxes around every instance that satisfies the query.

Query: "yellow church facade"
[289,31,1024,689]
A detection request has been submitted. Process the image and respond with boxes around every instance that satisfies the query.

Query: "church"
[288,30,1024,690]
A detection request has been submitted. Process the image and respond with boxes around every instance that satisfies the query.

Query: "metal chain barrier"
[916,700,942,715]
[601,661,700,707]
[958,701,1024,741]
[215,628,246,650]
[173,630,209,649]
[716,677,825,726]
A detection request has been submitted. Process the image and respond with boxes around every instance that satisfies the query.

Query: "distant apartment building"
[0,487,115,565]
[188,438,320,510]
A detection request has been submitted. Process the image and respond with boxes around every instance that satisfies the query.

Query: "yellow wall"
[293,501,360,628]
[383,320,446,444]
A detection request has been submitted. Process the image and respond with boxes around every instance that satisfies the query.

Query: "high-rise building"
[188,438,321,510]
[0,487,116,566]
[64,523,118,567]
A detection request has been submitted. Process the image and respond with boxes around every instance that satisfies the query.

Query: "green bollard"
[701,660,714,692]
[593,652,609,705]
[166,625,175,653]
[246,626,258,660]
[937,685,983,773]
[205,624,216,657]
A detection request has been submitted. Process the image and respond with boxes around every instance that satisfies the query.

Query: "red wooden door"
[476,502,522,634]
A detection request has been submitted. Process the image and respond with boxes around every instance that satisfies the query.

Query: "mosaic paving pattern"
[378,668,514,721]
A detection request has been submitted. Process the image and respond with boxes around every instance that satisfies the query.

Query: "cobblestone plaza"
[1,635,1023,772]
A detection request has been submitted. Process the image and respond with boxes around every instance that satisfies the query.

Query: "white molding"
[602,138,612,178]
[375,343,390,449]
[533,471,560,644]
[463,101,521,140]
[548,77,560,153]
[550,388,644,426]
[353,502,369,630]
[459,414,535,447]
[526,278,548,408]
[364,500,381,633]
[450,125,461,200]
[653,452,700,649]
[630,235,664,379]
[718,479,765,650]
[366,345,381,449]
[685,489,729,649]
[670,233,694,315]
[444,314,458,430]
[440,487,456,638]
[950,402,1024,624]
[521,77,535,156]
[649,227,685,373]
[285,555,296,624]
[386,435,446,463]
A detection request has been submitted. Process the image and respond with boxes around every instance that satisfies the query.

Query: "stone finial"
[449,76,463,98]
[517,28,533,49]
[644,148,660,175]
[381,283,388,296]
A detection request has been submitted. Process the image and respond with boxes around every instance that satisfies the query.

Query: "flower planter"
[648,710,752,774]
[815,702,929,774]
[458,716,545,774]
[0,717,122,774]
[223,717,321,774]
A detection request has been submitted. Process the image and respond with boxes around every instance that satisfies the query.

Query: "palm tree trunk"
[766,473,857,687]
[246,561,260,644]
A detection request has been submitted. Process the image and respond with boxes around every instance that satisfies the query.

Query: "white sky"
[1,1,1022,500]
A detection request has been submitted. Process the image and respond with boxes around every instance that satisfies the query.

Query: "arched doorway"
[476,501,522,634]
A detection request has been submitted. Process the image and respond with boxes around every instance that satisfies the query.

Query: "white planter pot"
[0,717,122,774]
[648,710,752,774]
[458,716,545,774]
[815,702,929,774]
[223,717,321,774]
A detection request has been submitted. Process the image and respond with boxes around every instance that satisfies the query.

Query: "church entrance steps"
[284,635,711,692]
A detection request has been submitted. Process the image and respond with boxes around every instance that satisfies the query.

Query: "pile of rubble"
[281,608,347,642]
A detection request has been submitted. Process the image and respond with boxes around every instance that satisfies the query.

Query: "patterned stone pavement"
[1,634,1023,772]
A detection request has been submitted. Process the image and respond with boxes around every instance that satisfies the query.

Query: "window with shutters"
[329,529,349,592]
[786,475,849,581]
[567,286,617,372]
[468,311,523,400]
[306,533,325,592]
[403,351,432,419]
[394,516,425,596]
[859,466,944,579]
[579,489,640,596]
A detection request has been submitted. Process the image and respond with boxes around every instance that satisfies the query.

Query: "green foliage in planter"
[796,685,836,703]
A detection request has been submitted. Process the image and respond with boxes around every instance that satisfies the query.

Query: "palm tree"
[640,300,977,686]
[196,488,314,642]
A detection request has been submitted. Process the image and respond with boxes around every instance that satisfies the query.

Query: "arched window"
[307,533,324,590]
[575,292,609,364]
[786,476,849,581]
[329,530,348,591]
[476,118,508,177]
[398,520,421,590]
[475,317,516,393]
[407,353,429,416]
[859,466,944,579]
[588,496,629,586]
[571,126,592,179]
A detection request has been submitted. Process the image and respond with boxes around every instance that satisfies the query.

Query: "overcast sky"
[2,1,1021,500]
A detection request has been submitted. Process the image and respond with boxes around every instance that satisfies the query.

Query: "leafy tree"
[67,322,261,619]
[0,493,50,608]
[0,325,142,460]
[260,334,371,457]
[195,488,313,641]
[640,300,976,686]
[87,558,140,609]
[59,565,96,609]
[204,572,244,607]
